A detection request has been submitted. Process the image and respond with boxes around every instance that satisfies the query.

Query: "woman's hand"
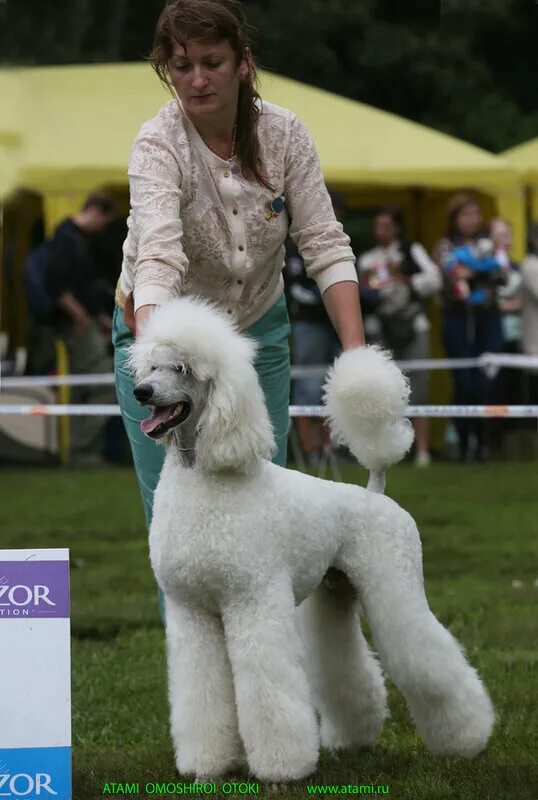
[135,304,157,337]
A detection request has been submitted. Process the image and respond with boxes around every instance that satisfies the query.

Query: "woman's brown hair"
[446,191,482,242]
[149,0,274,191]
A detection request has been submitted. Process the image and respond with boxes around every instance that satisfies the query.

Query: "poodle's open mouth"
[140,402,191,438]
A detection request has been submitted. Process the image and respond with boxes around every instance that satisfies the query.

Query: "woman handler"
[113,0,365,586]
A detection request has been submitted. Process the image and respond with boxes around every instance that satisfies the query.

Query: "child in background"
[490,218,522,346]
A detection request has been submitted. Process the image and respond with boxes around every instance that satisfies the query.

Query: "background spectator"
[490,218,523,449]
[25,216,57,375]
[521,222,538,416]
[437,193,505,462]
[357,207,441,466]
[491,218,523,352]
[284,189,346,467]
[47,190,118,465]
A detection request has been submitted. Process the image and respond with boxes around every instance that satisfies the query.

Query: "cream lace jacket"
[118,97,357,329]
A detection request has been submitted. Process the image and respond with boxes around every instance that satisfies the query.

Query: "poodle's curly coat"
[130,297,494,782]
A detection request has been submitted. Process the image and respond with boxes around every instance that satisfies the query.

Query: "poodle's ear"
[195,359,276,474]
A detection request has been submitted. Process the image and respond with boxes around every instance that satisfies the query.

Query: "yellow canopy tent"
[1,63,525,452]
[3,62,524,252]
[502,137,538,224]
[0,71,23,197]
[259,71,525,261]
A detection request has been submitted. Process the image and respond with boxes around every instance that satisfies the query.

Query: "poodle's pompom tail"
[323,346,414,472]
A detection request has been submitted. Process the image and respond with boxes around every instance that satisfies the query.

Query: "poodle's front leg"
[165,598,245,779]
[222,574,319,782]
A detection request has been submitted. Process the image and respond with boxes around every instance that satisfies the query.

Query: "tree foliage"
[1,0,537,151]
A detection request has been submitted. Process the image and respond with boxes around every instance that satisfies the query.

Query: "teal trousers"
[112,295,291,619]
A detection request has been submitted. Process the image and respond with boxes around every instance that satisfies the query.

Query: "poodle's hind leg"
[297,571,388,753]
[165,598,245,779]
[339,499,495,758]
[222,574,319,783]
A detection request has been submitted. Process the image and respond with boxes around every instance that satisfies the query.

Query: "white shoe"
[415,451,431,468]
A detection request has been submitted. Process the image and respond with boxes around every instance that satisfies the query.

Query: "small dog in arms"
[130,296,494,783]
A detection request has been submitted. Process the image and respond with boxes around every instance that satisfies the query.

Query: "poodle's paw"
[318,669,388,752]
[177,746,248,780]
[413,678,495,758]
[246,729,319,782]
[320,703,387,752]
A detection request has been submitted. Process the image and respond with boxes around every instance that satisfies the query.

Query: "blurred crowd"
[285,190,538,467]
[23,189,538,467]
[24,191,126,466]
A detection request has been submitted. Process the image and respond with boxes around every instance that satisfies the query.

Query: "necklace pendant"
[204,122,237,162]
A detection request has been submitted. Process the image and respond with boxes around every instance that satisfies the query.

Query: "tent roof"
[502,138,538,184]
[260,71,517,190]
[0,71,24,195]
[1,62,519,195]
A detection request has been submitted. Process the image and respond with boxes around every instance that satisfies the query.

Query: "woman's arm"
[321,281,365,349]
[134,304,157,337]
[128,128,189,313]
[283,114,364,349]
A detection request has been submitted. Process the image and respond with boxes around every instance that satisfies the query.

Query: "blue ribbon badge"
[265,196,285,220]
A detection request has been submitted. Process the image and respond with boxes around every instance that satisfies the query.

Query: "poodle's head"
[128,297,275,473]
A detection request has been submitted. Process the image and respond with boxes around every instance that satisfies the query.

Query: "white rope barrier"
[0,404,537,418]
[0,373,115,388]
[1,352,538,389]
[291,352,538,377]
[0,404,120,416]
[291,405,538,418]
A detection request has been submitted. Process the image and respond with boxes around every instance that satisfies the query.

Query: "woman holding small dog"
[435,193,505,461]
[113,0,365,541]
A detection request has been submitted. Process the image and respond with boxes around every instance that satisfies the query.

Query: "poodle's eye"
[150,366,157,372]
[173,363,188,374]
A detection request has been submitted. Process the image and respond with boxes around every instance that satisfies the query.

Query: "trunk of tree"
[69,0,93,63]
[104,0,129,62]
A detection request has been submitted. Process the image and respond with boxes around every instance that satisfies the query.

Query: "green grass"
[1,463,537,800]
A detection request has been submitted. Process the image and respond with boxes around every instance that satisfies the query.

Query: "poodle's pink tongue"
[140,405,175,434]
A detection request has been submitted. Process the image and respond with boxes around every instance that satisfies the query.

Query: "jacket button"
[223,171,230,178]
[237,279,243,285]
[232,208,238,215]
[238,245,244,252]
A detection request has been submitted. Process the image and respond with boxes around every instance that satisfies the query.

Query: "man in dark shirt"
[48,191,117,464]
[48,192,116,332]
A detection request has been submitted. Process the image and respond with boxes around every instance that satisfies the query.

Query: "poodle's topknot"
[130,295,259,383]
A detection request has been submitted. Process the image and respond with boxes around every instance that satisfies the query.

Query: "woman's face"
[373,214,398,246]
[168,38,247,122]
[455,202,482,239]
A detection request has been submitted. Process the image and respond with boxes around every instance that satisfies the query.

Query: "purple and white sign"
[0,560,69,618]
[0,549,71,799]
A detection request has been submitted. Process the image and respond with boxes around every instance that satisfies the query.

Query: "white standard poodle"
[130,296,494,783]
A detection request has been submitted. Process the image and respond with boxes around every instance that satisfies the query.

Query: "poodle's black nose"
[133,383,154,404]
